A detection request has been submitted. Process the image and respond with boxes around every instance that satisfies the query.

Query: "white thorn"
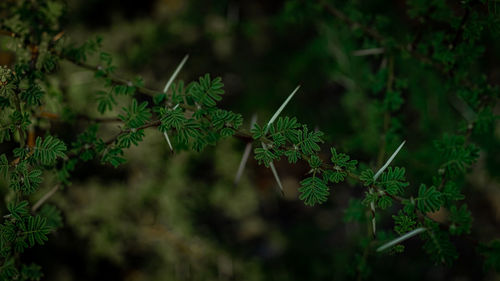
[234,114,258,186]
[163,132,173,152]
[262,85,301,193]
[162,103,179,152]
[261,141,284,195]
[374,140,406,181]
[377,227,427,252]
[269,161,284,195]
[163,54,189,93]
[159,54,188,152]
[265,85,301,133]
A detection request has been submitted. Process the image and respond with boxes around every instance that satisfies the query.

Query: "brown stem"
[37,111,122,123]
[65,58,159,97]
[66,119,163,159]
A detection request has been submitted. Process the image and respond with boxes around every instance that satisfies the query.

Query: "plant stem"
[58,46,461,232]
[32,185,60,212]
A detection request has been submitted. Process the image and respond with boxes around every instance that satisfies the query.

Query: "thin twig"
[32,185,60,212]
[37,111,122,123]
[66,119,162,158]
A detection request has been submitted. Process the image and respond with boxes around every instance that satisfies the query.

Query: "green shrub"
[0,0,499,280]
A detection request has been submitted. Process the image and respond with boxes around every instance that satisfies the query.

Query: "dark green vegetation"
[0,0,499,280]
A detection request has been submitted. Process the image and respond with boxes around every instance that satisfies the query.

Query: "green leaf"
[284,149,300,163]
[392,211,417,235]
[0,257,18,280]
[101,147,126,168]
[14,147,30,159]
[10,111,31,132]
[7,200,29,221]
[324,169,347,183]
[220,127,235,137]
[58,158,77,185]
[176,119,202,148]
[99,52,113,66]
[34,136,67,166]
[188,74,224,107]
[434,134,479,177]
[378,196,393,209]
[119,99,152,128]
[269,116,300,143]
[114,84,135,96]
[14,235,29,253]
[254,147,277,167]
[21,263,43,281]
[153,93,166,105]
[422,226,458,265]
[24,169,43,195]
[383,90,404,111]
[360,169,375,186]
[417,184,443,213]
[377,167,409,196]
[478,239,500,272]
[299,172,329,206]
[0,221,17,244]
[362,191,378,206]
[251,123,268,140]
[210,109,243,136]
[330,148,357,171]
[21,85,44,106]
[449,205,472,236]
[19,216,50,247]
[10,162,43,195]
[474,107,497,135]
[38,205,63,231]
[96,90,116,114]
[296,125,323,155]
[117,129,145,148]
[170,81,186,104]
[160,107,186,130]
[442,181,465,202]
[308,155,322,169]
[327,148,357,183]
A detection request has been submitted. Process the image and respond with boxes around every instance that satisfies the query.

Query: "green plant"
[0,0,499,280]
